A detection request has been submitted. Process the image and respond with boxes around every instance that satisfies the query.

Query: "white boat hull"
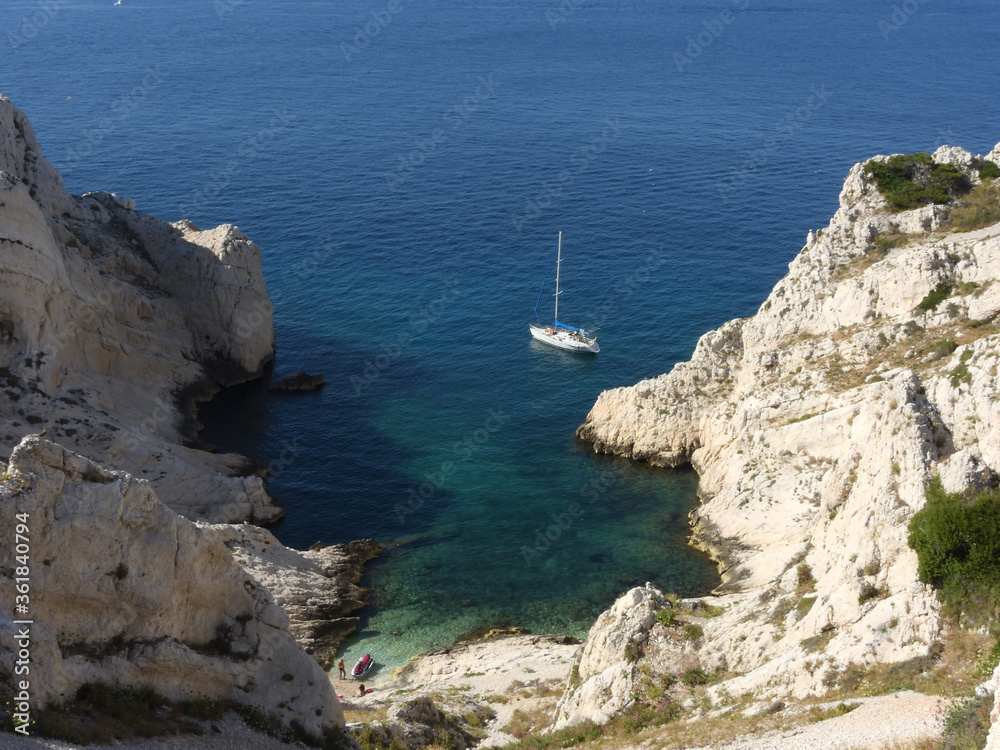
[529,324,599,353]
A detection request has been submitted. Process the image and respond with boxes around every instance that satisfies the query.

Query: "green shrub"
[949,349,974,388]
[796,563,815,588]
[655,607,677,627]
[858,582,884,605]
[928,338,958,358]
[795,595,816,620]
[908,477,1000,624]
[917,282,953,312]
[864,152,971,212]
[979,161,1000,180]
[680,666,710,687]
[682,624,703,641]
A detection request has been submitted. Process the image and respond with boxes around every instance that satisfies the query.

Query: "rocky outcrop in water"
[567,142,1000,723]
[269,371,325,392]
[223,532,381,669]
[0,93,277,524]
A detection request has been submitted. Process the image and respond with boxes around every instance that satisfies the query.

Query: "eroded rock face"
[570,143,1000,720]
[0,92,277,523]
[221,529,381,669]
[554,586,663,728]
[0,436,343,733]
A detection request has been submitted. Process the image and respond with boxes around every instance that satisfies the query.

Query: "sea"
[4,0,1000,675]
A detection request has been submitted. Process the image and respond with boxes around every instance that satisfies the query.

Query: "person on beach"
[338,658,346,679]
[358,683,366,696]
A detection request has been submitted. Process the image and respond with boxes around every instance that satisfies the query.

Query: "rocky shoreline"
[0,92,381,739]
[565,141,1000,730]
[5,84,1000,748]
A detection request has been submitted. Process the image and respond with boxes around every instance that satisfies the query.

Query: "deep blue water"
[5,0,1000,672]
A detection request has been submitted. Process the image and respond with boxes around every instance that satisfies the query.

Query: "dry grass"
[821,625,992,702]
[849,740,937,750]
[503,706,553,740]
[342,704,389,724]
[941,178,1000,233]
[811,312,998,395]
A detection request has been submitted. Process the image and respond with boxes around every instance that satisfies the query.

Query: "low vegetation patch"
[680,666,711,687]
[505,707,554,740]
[21,682,351,749]
[908,477,1000,626]
[864,153,971,212]
[806,701,859,723]
[941,175,1000,233]
[927,338,958,359]
[797,563,816,589]
[940,693,993,750]
[682,624,704,641]
[623,639,644,663]
[949,348,973,388]
[655,607,677,627]
[858,582,886,605]
[916,282,953,312]
[872,232,911,254]
[29,683,206,744]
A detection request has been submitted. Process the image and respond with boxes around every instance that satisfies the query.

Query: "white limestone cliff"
[0,92,277,524]
[0,435,343,735]
[563,143,1000,726]
[0,94,364,738]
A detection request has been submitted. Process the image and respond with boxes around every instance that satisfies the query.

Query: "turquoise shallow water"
[4,0,1000,675]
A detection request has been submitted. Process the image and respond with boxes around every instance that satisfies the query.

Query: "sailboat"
[529,232,600,353]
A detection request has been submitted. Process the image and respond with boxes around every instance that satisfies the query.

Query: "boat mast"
[554,231,561,323]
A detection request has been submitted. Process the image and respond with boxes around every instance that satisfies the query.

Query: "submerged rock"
[270,370,325,392]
